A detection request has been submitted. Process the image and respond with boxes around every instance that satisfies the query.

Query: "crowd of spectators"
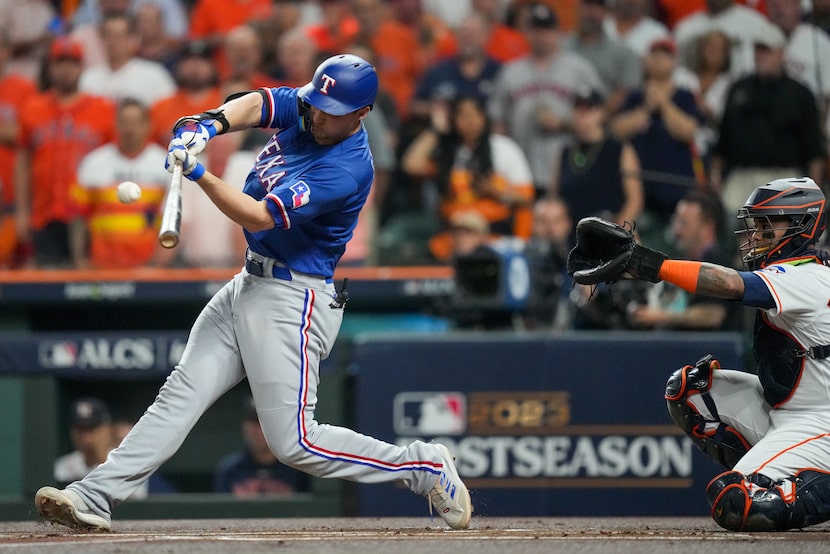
[0,0,828,330]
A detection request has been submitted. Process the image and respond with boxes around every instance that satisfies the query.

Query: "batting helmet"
[735,177,826,270]
[298,54,378,116]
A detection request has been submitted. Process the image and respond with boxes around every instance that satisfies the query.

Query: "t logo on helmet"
[320,74,336,95]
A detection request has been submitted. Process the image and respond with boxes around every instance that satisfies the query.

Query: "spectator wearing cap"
[709,21,826,221]
[674,0,770,79]
[54,398,116,486]
[602,0,671,58]
[78,12,176,106]
[610,37,703,233]
[15,37,115,268]
[54,397,177,498]
[149,39,223,147]
[563,0,643,114]
[214,395,311,496]
[446,210,492,260]
[554,86,643,245]
[488,2,605,197]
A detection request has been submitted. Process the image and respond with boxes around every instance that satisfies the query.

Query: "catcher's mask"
[735,177,826,270]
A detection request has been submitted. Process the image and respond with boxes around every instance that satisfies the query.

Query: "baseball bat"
[158,160,183,248]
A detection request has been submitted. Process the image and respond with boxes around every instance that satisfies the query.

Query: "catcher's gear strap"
[658,259,701,293]
[172,109,230,135]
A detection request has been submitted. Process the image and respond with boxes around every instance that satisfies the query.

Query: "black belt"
[244,249,332,283]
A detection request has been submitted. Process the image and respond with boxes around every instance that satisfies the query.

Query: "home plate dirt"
[1,518,829,553]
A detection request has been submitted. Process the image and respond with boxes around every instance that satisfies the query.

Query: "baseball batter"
[569,177,830,531]
[35,54,472,531]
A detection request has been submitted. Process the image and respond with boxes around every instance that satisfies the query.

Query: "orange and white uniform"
[0,72,36,264]
[71,141,170,268]
[18,92,115,231]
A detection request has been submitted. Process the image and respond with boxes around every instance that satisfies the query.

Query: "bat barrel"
[159,161,183,248]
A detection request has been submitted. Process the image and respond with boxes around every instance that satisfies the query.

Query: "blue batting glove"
[166,138,206,181]
[171,118,217,156]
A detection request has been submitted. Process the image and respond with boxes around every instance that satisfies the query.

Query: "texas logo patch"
[290,181,311,208]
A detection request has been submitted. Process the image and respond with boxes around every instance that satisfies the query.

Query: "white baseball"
[117,181,142,204]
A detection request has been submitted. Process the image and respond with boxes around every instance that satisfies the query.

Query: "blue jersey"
[242,87,374,278]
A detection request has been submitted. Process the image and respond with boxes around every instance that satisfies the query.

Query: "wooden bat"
[158,160,183,248]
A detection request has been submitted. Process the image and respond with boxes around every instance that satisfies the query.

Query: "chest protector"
[753,312,805,407]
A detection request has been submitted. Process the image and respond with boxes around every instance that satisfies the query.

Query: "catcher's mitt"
[566,217,636,285]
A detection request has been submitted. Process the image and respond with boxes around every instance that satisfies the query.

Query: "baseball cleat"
[429,443,473,530]
[35,486,111,532]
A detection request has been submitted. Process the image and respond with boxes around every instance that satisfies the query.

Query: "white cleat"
[35,486,111,532]
[429,443,473,530]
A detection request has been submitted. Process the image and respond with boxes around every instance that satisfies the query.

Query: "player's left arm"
[657,260,775,308]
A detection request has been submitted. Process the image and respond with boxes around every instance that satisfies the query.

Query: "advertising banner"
[350,332,745,517]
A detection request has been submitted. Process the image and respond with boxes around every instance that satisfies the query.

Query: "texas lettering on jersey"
[255,135,287,192]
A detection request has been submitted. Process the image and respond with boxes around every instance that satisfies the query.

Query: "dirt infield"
[1,517,829,553]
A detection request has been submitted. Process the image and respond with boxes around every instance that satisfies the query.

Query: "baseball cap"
[528,3,558,29]
[450,211,489,234]
[49,37,83,61]
[179,39,214,59]
[573,86,604,108]
[649,37,677,55]
[70,397,112,428]
[754,24,786,50]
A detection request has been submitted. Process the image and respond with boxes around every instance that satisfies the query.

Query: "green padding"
[0,379,24,494]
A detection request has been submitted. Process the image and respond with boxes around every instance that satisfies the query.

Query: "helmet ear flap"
[297,97,311,131]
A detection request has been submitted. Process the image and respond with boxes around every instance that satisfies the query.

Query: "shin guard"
[707,470,830,531]
[665,355,749,469]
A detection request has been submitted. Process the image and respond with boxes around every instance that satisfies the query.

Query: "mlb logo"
[393,392,467,436]
[38,341,78,368]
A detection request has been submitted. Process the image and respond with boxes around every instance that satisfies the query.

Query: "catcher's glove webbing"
[566,217,667,285]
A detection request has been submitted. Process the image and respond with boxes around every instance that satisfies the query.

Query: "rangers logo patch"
[290,181,311,208]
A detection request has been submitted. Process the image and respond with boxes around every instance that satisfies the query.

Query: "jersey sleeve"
[263,166,358,230]
[754,265,822,316]
[259,87,301,130]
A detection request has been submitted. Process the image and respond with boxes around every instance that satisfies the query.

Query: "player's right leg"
[707,469,830,531]
[35,277,248,531]
[664,355,770,468]
[234,275,472,528]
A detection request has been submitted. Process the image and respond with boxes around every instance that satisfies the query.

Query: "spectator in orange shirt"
[305,0,360,54]
[188,0,272,77]
[349,0,424,121]
[15,38,115,268]
[388,0,457,64]
[70,98,172,269]
[188,0,272,49]
[149,40,223,148]
[439,0,530,63]
[0,30,37,268]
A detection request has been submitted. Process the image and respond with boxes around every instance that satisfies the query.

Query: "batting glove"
[171,117,217,156]
[166,138,206,181]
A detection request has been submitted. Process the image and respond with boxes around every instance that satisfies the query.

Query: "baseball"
[117,181,142,204]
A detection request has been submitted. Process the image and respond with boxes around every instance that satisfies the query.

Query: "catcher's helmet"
[735,177,826,270]
[298,54,378,116]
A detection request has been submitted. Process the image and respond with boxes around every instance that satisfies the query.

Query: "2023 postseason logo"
[393,391,694,488]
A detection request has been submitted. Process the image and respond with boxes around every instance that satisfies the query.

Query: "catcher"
[568,177,830,532]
